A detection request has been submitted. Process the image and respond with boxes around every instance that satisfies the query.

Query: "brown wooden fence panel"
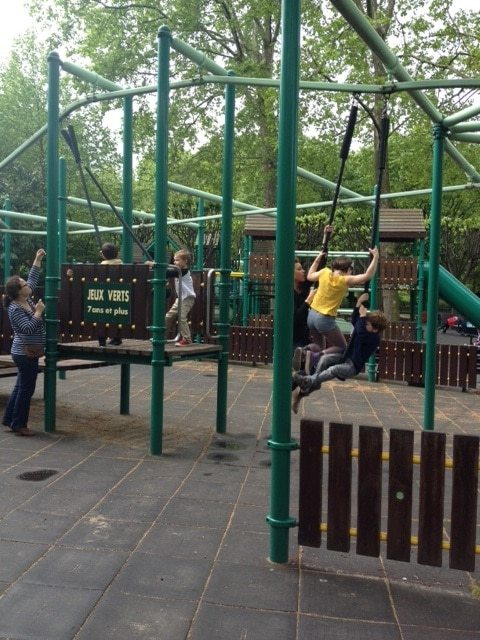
[380,259,417,287]
[450,435,479,571]
[299,421,479,571]
[438,344,450,387]
[417,431,446,566]
[357,425,383,557]
[327,423,353,552]
[59,265,215,343]
[377,341,477,390]
[298,419,324,547]
[248,314,274,328]
[385,341,396,380]
[386,429,414,562]
[249,253,275,281]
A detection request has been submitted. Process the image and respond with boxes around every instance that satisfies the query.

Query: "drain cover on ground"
[16,469,58,481]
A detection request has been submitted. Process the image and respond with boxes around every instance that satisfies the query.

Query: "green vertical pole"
[58,158,67,272]
[241,235,251,326]
[423,124,445,430]
[58,158,67,380]
[44,51,61,433]
[3,198,11,280]
[150,26,170,455]
[120,96,133,415]
[268,0,301,564]
[367,185,380,382]
[195,199,205,269]
[195,200,205,343]
[415,238,425,341]
[216,72,235,435]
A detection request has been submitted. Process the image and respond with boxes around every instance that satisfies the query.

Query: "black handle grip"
[339,104,358,160]
[378,115,389,171]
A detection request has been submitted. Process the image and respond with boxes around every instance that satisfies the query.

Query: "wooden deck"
[57,339,222,365]
[0,355,113,377]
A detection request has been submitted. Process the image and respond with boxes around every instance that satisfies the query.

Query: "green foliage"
[1,0,480,294]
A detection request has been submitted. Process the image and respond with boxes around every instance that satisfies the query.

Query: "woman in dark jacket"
[293,259,314,348]
[2,249,46,436]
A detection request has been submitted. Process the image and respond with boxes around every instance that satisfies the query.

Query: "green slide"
[425,263,480,328]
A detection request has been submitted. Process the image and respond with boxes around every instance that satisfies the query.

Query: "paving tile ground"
[0,360,478,639]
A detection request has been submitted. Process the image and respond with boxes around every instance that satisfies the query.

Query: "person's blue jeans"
[3,354,39,430]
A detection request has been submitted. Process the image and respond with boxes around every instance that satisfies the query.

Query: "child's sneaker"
[292,347,309,372]
[175,338,192,346]
[292,372,312,393]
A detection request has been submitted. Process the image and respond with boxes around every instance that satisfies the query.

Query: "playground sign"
[84,282,131,323]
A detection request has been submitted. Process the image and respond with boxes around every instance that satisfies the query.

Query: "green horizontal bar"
[444,103,480,128]
[60,58,123,92]
[448,132,480,144]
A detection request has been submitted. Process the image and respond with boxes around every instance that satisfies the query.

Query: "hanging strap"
[62,126,103,250]
[319,101,358,268]
[62,125,153,261]
[83,166,153,261]
[364,103,389,294]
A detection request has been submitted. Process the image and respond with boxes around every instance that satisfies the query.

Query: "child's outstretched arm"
[307,251,327,282]
[356,292,369,308]
[307,224,333,281]
[346,247,379,285]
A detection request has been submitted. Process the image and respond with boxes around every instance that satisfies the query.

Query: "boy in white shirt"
[165,249,196,346]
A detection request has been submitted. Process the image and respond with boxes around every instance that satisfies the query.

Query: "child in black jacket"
[292,293,387,413]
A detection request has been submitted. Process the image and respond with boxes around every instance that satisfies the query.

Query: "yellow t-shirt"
[310,268,348,317]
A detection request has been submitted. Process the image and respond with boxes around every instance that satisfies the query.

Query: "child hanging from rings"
[292,292,387,413]
[306,243,380,356]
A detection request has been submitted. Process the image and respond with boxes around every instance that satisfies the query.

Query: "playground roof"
[379,208,427,242]
[244,214,276,238]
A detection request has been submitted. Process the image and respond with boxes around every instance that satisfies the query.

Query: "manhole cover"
[16,469,58,482]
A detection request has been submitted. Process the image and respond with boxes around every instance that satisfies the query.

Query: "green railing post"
[268,0,301,564]
[367,185,380,382]
[416,239,425,341]
[195,199,205,270]
[58,158,67,274]
[241,235,251,326]
[216,71,235,435]
[58,158,67,380]
[2,198,11,280]
[150,26,170,455]
[423,124,445,430]
[120,95,134,415]
[44,51,61,433]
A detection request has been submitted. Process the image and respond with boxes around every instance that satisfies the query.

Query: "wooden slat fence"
[248,253,275,281]
[229,326,273,364]
[299,420,480,571]
[380,258,417,287]
[377,340,477,389]
[59,264,212,343]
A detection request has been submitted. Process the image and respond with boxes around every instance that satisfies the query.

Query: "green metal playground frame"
[1,0,480,564]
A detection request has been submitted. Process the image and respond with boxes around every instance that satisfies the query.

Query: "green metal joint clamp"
[266,515,297,529]
[267,439,299,451]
